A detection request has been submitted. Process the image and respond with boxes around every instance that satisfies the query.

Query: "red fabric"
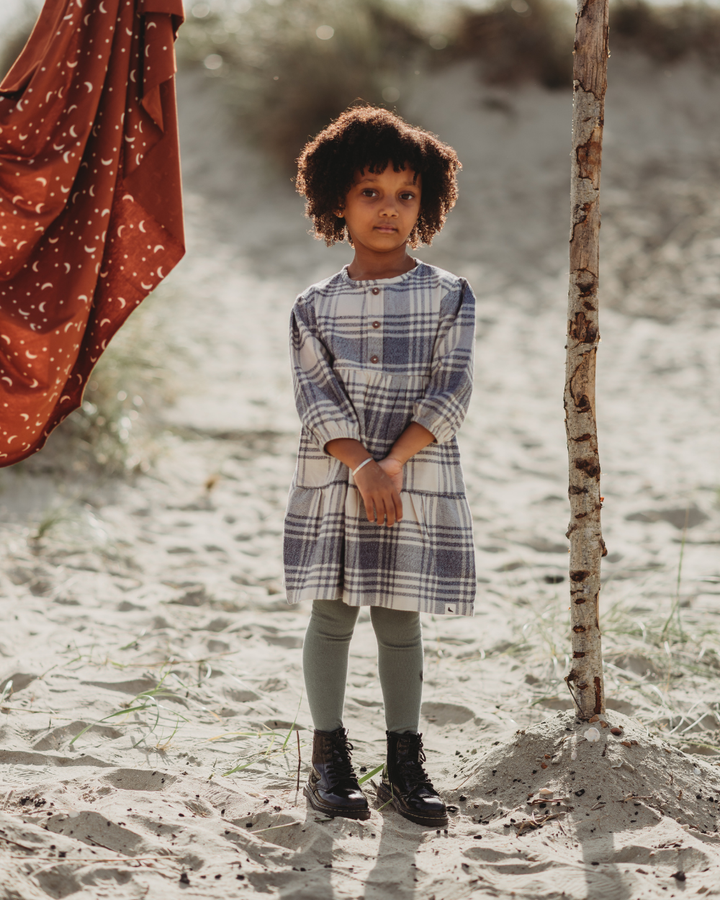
[0,0,185,465]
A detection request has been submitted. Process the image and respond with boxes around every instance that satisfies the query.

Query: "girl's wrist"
[351,457,374,477]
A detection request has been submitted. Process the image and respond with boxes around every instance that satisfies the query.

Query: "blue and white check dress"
[283,261,476,616]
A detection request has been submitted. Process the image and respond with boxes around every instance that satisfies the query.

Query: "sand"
[0,51,719,899]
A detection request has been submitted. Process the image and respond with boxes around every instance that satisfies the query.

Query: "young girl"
[283,107,476,827]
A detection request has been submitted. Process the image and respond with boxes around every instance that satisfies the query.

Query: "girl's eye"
[400,192,416,201]
[361,189,377,197]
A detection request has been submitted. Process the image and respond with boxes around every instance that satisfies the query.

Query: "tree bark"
[564,0,609,719]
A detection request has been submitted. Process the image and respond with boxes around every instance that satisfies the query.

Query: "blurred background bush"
[175,0,720,169]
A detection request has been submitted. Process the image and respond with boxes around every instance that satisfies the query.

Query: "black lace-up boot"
[304,727,371,820]
[377,731,448,827]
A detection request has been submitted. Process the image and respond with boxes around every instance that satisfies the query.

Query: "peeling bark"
[564,0,609,720]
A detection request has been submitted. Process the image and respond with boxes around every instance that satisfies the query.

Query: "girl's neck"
[346,248,417,282]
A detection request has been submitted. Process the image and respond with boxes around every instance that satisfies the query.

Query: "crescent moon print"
[0,0,185,465]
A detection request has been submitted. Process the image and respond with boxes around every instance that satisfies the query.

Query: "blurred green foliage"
[179,0,720,173]
[612,0,720,65]
[178,0,435,169]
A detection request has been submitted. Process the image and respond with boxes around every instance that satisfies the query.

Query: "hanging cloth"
[0,0,185,466]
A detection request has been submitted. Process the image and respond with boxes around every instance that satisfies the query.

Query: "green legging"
[303,600,423,734]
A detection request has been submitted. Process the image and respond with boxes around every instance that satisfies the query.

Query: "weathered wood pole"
[564,0,609,719]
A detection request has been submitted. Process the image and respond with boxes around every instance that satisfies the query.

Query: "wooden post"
[564,0,609,719]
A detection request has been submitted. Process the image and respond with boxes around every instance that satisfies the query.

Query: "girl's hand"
[354,459,403,527]
[377,456,403,494]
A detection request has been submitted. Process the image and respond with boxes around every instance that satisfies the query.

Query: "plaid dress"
[283,262,476,616]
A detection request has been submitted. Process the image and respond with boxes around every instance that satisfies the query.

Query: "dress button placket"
[368,285,382,366]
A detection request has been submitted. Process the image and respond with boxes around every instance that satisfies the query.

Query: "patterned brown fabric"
[0,0,185,465]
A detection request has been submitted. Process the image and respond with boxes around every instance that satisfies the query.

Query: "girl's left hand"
[377,457,403,494]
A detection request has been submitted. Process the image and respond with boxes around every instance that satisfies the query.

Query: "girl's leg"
[371,607,447,827]
[303,600,369,820]
[303,599,361,732]
[369,606,423,734]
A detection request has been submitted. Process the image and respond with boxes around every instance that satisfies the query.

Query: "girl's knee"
[309,599,360,641]
[370,606,422,648]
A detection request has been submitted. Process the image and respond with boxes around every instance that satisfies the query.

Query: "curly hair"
[296,106,461,248]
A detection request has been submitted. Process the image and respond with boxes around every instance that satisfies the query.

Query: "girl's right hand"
[354,460,403,527]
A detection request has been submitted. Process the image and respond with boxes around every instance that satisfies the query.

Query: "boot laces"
[327,734,357,788]
[401,741,433,790]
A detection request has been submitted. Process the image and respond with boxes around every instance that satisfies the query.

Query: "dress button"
[372,320,381,329]
[370,355,379,364]
[371,287,380,295]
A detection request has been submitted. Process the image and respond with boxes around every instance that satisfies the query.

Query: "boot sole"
[304,784,371,821]
[376,781,449,828]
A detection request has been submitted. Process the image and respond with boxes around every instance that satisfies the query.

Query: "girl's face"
[338,164,421,255]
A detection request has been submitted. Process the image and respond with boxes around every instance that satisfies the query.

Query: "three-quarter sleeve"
[290,297,361,452]
[411,279,476,444]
